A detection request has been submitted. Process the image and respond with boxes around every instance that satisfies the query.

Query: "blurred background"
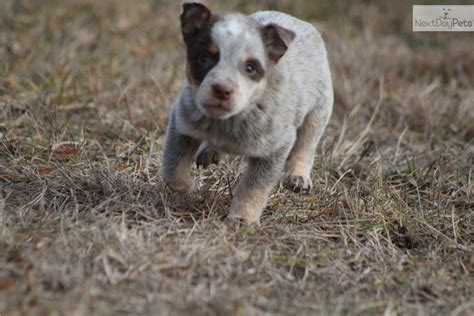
[0,1,473,315]
[1,0,473,147]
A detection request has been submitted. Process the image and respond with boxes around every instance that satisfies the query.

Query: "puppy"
[161,2,333,225]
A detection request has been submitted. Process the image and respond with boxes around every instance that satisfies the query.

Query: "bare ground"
[0,1,473,315]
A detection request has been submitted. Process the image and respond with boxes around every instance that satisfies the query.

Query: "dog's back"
[250,11,333,128]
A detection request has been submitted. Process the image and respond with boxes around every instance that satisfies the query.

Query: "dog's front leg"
[161,109,200,193]
[228,144,292,225]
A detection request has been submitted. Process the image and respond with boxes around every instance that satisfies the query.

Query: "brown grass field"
[1,0,473,315]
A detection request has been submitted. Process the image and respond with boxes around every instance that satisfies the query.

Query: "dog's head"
[180,2,295,119]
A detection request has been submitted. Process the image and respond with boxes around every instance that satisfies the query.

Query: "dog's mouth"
[203,100,232,109]
[201,101,233,118]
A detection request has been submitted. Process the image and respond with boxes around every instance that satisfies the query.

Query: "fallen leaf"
[0,278,15,291]
[6,249,22,263]
[54,145,78,156]
[132,45,153,57]
[52,141,81,157]
[115,164,127,172]
[38,167,54,174]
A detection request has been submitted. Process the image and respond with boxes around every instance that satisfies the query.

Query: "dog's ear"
[261,24,296,63]
[180,2,212,43]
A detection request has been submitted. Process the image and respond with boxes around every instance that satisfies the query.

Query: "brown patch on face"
[249,79,267,102]
[208,42,219,55]
[241,58,265,82]
[180,4,220,86]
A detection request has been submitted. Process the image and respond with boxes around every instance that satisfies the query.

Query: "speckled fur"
[162,4,333,224]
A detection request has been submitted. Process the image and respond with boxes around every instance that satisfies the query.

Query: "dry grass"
[1,0,473,315]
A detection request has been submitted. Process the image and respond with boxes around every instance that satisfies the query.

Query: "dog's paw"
[163,175,195,193]
[225,215,259,228]
[195,147,220,169]
[285,175,313,193]
[224,216,248,228]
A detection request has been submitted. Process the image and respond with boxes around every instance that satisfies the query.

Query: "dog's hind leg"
[195,142,221,169]
[285,107,331,192]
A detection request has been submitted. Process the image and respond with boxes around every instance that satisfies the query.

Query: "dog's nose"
[212,84,233,100]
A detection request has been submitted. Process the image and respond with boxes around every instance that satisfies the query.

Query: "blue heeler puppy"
[161,2,333,225]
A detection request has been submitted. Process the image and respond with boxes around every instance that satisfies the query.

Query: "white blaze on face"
[221,19,244,37]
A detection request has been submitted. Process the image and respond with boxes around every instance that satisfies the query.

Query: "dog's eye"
[245,61,256,75]
[198,53,213,67]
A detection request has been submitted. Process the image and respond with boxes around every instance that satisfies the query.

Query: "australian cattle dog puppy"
[161,2,333,225]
